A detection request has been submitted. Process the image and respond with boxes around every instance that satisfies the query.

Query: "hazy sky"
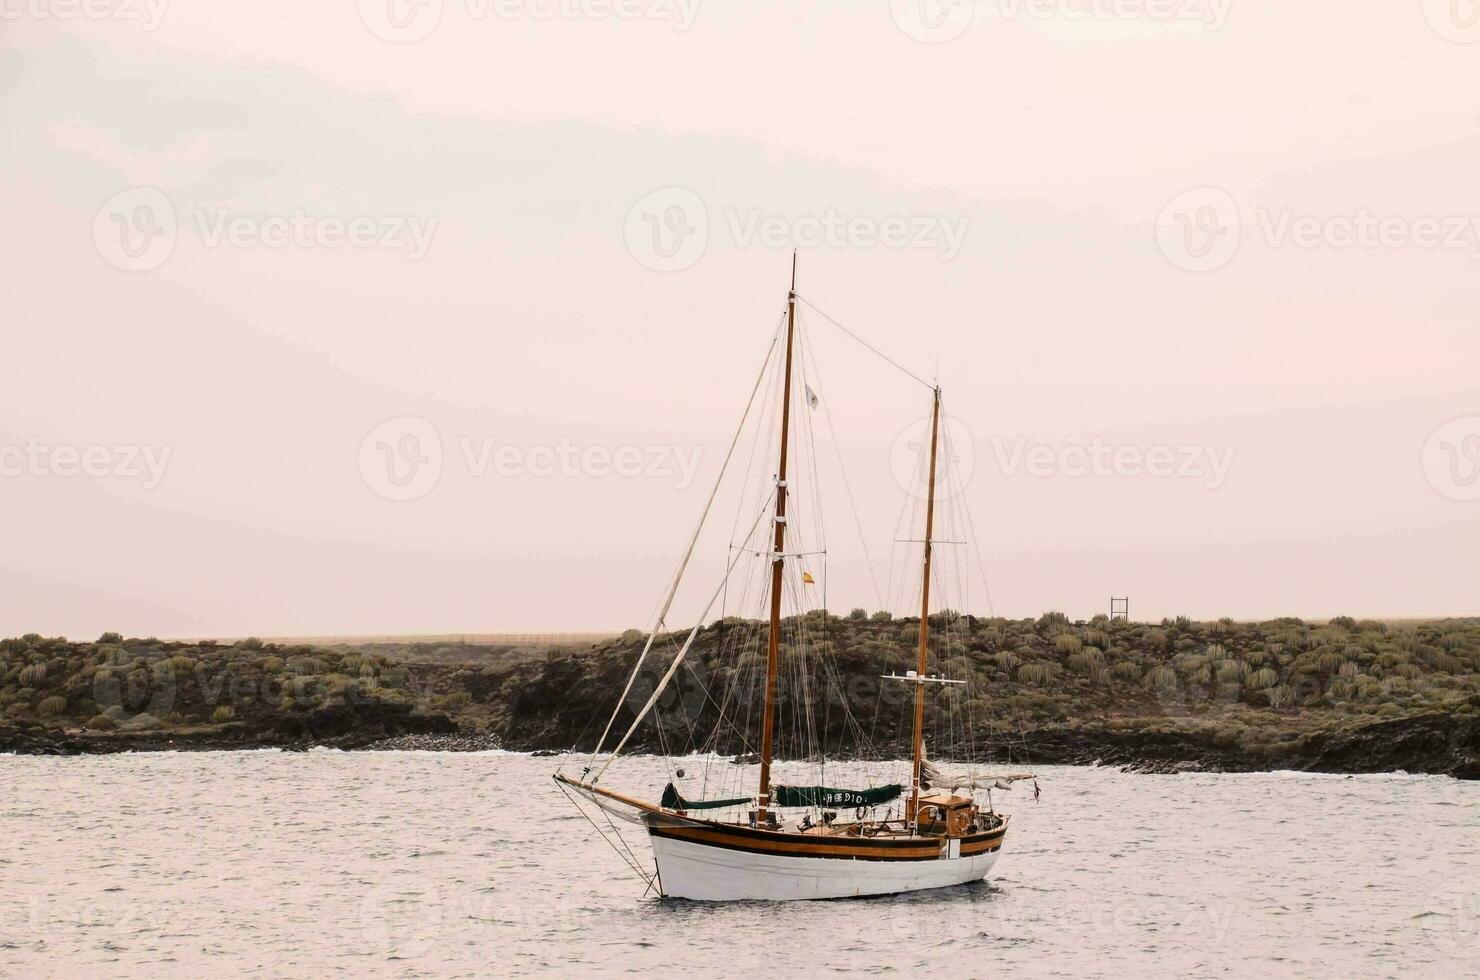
[2,2,1478,638]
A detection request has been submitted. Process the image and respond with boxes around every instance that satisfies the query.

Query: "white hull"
[649,831,1002,902]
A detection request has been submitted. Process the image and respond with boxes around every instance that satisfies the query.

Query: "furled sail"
[660,783,752,811]
[772,784,903,808]
[919,757,1034,792]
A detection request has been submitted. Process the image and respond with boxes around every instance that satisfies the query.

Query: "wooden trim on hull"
[648,818,1006,863]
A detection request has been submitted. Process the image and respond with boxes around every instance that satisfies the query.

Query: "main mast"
[908,387,942,833]
[756,253,797,824]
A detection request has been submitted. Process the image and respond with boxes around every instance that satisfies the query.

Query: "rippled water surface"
[2,751,1477,977]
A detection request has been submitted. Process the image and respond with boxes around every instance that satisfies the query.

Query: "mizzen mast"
[908,386,943,833]
[756,252,797,824]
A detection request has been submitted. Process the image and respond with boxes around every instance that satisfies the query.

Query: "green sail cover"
[772,784,903,808]
[660,783,751,811]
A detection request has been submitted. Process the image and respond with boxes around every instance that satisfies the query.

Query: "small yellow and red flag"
[802,571,816,584]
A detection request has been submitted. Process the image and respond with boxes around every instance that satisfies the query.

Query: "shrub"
[1112,661,1142,682]
[36,696,67,717]
[1053,634,1083,655]
[98,632,123,644]
[18,664,45,685]
[1216,659,1250,683]
[85,714,115,730]
[1067,648,1103,673]
[1037,611,1070,631]
[1247,668,1279,690]
[1017,662,1057,685]
[1143,666,1177,691]
[211,705,235,723]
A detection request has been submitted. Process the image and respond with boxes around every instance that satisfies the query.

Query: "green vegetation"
[3,616,1477,774]
[484,613,1480,774]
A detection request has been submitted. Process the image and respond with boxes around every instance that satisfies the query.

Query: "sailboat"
[554,257,1031,902]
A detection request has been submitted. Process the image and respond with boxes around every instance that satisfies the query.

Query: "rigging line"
[588,322,781,768]
[794,293,935,392]
[594,491,776,781]
[798,310,884,610]
[728,311,788,550]
[554,781,650,885]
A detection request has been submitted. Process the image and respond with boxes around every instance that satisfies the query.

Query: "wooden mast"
[908,387,942,833]
[756,252,797,824]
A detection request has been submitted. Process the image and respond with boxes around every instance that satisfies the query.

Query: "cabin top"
[918,793,972,808]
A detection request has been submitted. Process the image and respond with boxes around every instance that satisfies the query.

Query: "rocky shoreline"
[5,712,1475,779]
